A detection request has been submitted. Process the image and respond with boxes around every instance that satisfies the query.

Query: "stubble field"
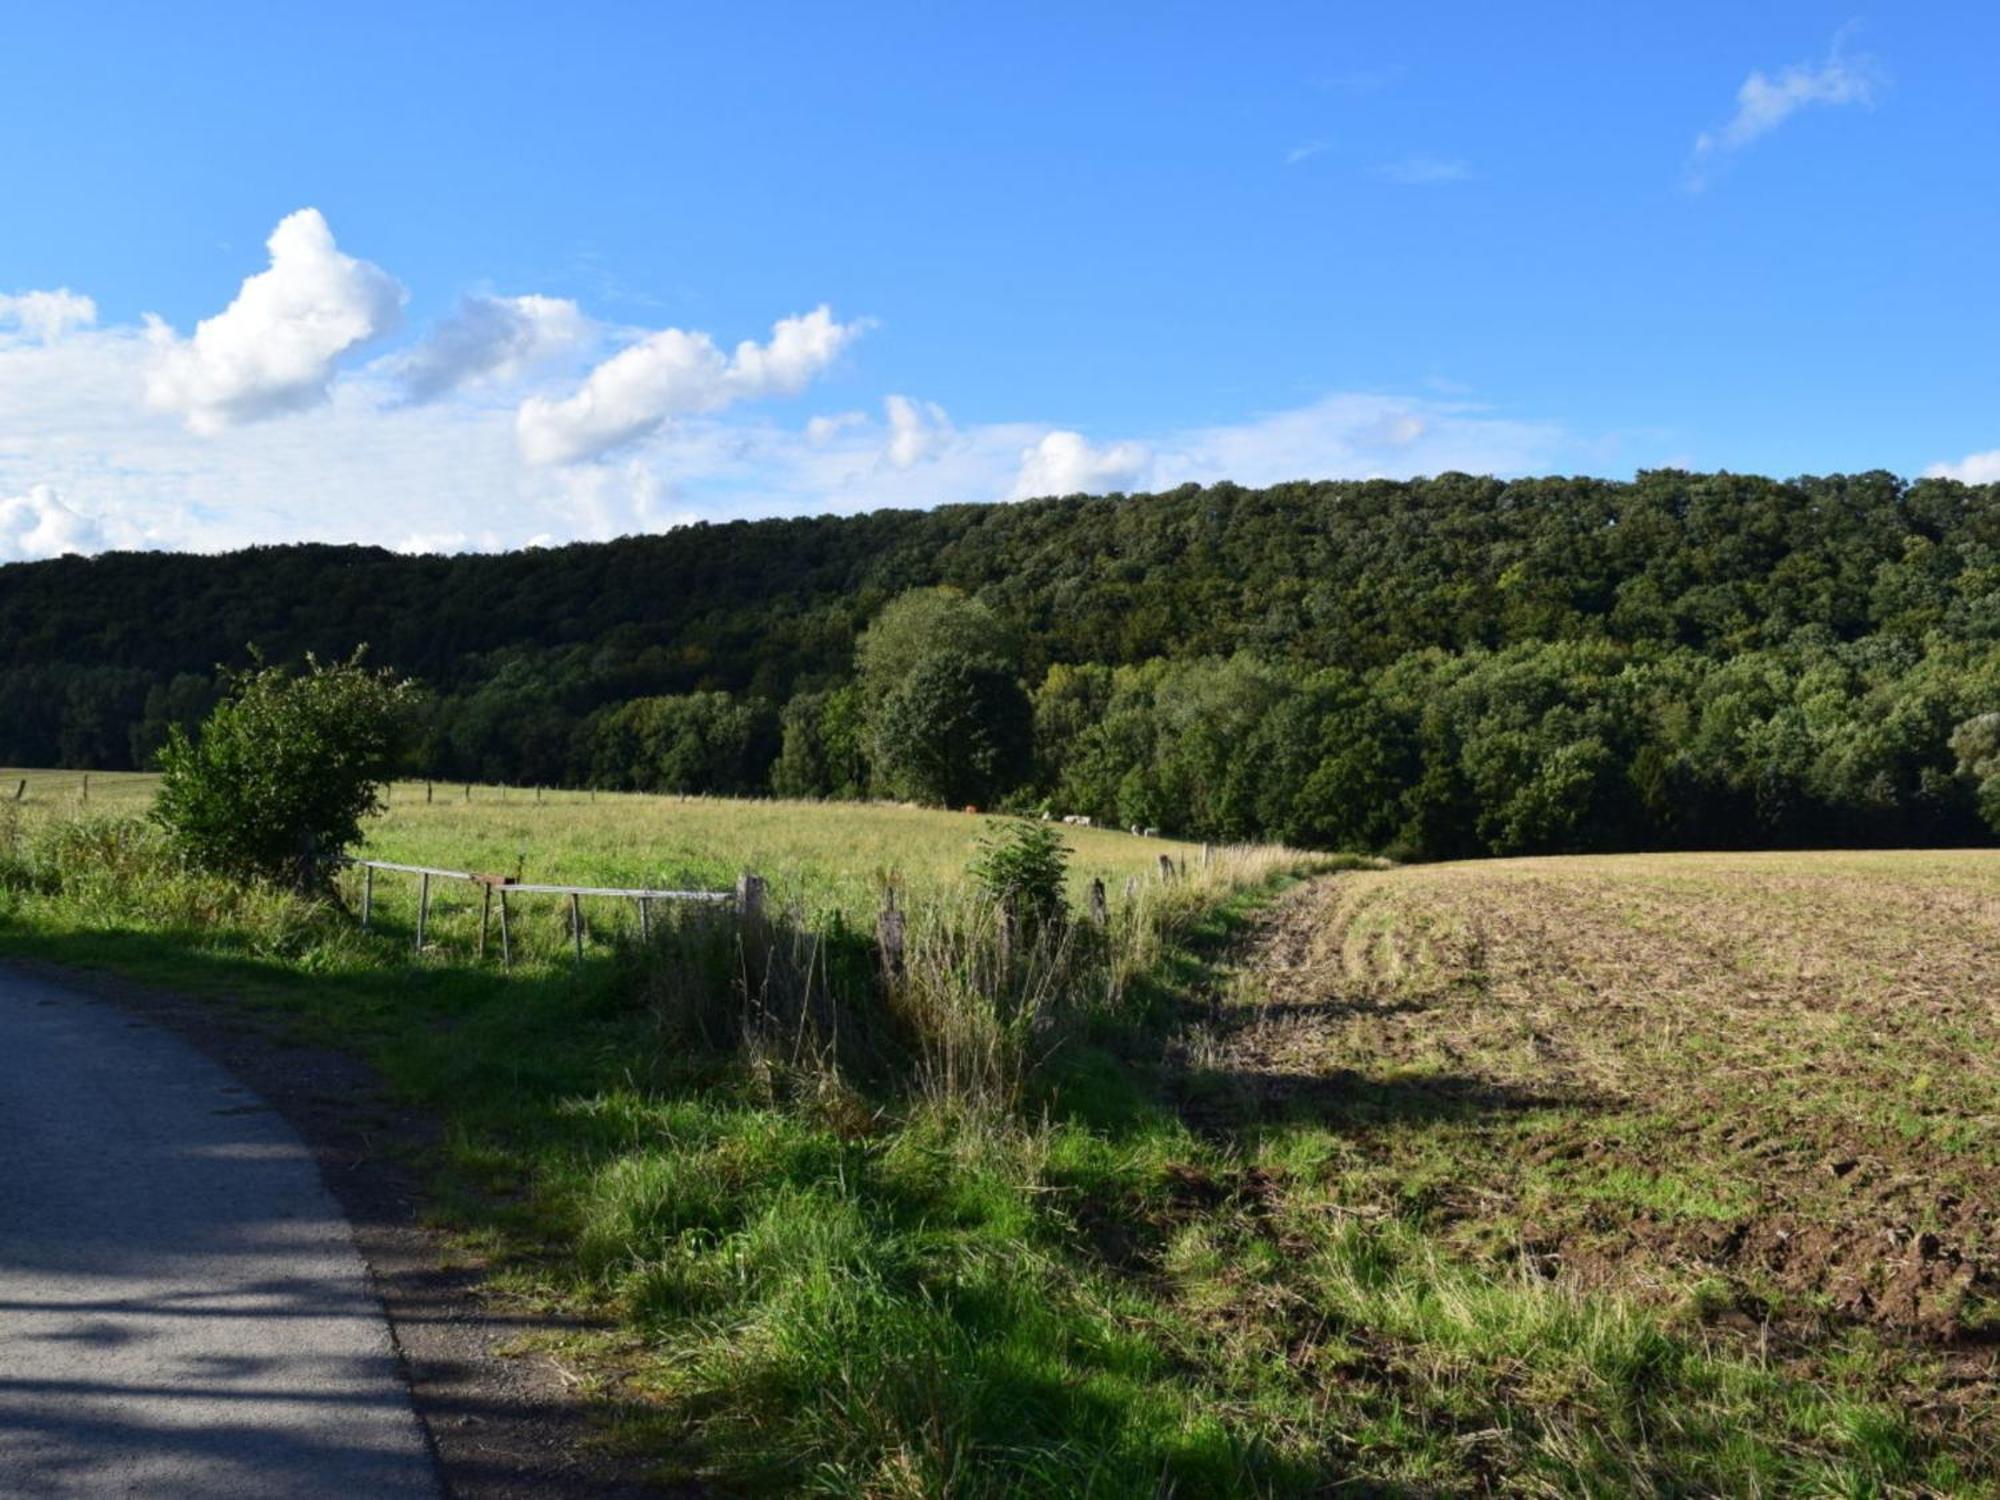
[1179,850,1999,1472]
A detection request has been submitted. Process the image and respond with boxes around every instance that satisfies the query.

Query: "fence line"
[343,856,747,966]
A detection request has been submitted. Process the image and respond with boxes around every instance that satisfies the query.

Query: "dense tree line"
[5,469,2000,854]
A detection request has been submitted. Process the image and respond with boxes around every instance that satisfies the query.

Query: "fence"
[11,774,92,802]
[346,857,753,966]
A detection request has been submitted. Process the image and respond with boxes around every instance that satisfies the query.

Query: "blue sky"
[3,2,1997,558]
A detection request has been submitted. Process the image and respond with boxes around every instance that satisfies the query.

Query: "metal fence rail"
[345,856,751,966]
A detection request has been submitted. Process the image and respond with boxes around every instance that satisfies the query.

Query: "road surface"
[0,967,438,1497]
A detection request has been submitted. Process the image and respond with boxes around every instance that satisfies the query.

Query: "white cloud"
[1,324,524,555]
[0,289,97,344]
[1151,392,1563,487]
[0,221,1623,560]
[0,289,1619,554]
[396,293,586,401]
[1011,430,1152,499]
[548,458,700,540]
[518,304,862,466]
[1374,155,1470,185]
[0,484,108,562]
[1924,450,2000,485]
[725,305,862,398]
[1284,140,1331,167]
[883,394,954,469]
[1689,33,1882,188]
[805,410,866,444]
[145,207,404,434]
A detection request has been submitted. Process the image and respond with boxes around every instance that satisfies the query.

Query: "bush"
[967,818,1070,929]
[152,651,420,887]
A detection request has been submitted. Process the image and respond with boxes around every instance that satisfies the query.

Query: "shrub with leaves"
[153,651,420,888]
[967,818,1070,929]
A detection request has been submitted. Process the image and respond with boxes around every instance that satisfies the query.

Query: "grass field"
[1,769,1208,934]
[2,773,1994,1492]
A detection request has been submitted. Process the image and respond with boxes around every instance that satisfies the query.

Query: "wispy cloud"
[1374,155,1471,186]
[1309,64,1405,95]
[1284,139,1331,167]
[1687,29,1883,190]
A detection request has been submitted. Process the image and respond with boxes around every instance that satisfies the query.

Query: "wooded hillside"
[7,470,2000,856]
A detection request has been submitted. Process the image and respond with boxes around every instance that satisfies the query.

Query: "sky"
[4,1,1999,561]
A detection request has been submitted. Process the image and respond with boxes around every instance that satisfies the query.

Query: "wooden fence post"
[12,779,23,802]
[479,883,493,959]
[81,773,89,804]
[997,895,1019,981]
[569,892,584,965]
[464,783,471,802]
[736,872,766,934]
[1088,877,1107,928]
[1201,843,1210,869]
[416,872,431,954]
[361,865,374,929]
[637,896,652,943]
[497,888,512,967]
[876,887,906,989]
[1157,853,1176,883]
[736,872,768,989]
[426,781,433,804]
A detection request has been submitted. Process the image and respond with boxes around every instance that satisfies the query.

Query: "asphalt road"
[0,968,438,1497]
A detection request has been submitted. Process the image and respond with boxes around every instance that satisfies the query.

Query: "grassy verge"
[0,797,1986,1493]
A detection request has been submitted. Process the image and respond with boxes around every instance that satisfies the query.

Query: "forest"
[5,468,2000,858]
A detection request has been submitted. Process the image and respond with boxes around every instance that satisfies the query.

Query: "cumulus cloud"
[0,484,107,562]
[1689,33,1881,188]
[396,293,587,402]
[0,289,97,344]
[518,304,862,466]
[145,207,404,434]
[1924,450,2000,485]
[1011,430,1152,499]
[725,305,862,398]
